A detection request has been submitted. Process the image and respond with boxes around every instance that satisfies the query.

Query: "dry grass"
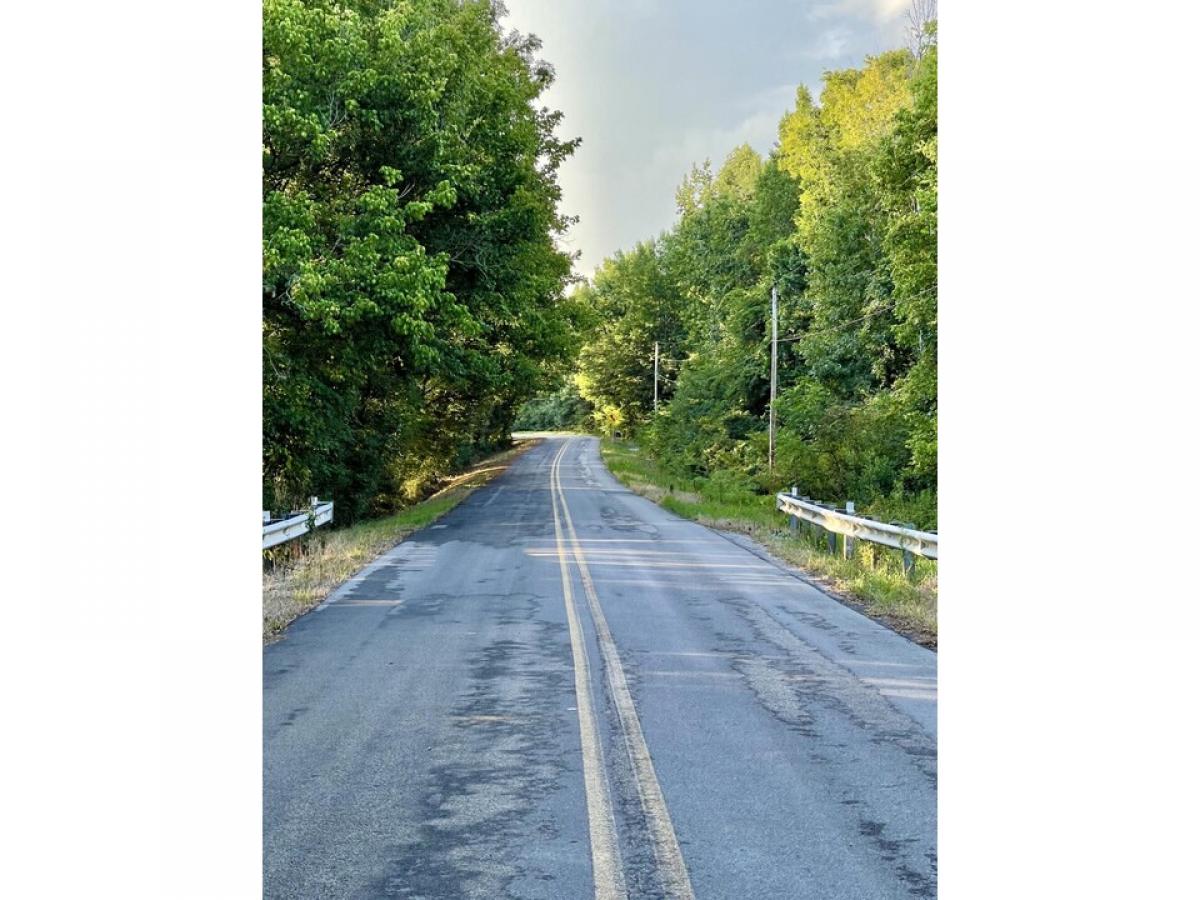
[262,440,537,641]
[600,439,937,648]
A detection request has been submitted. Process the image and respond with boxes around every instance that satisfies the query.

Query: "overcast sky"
[500,0,912,276]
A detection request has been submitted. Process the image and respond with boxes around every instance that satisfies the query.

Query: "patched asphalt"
[264,436,937,898]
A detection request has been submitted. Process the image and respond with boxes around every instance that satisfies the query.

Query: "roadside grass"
[263,440,537,641]
[600,439,937,648]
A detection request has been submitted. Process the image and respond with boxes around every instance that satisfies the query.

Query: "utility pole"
[769,285,778,471]
[653,341,659,413]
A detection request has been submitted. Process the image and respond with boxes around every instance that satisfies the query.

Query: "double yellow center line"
[550,438,695,900]
[550,439,625,899]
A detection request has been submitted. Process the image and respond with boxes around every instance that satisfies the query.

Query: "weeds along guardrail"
[776,489,937,576]
[262,499,334,550]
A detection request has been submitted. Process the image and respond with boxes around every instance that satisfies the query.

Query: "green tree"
[263,0,578,520]
[574,242,686,428]
[777,49,915,399]
[511,381,593,431]
[876,38,937,489]
[576,34,936,527]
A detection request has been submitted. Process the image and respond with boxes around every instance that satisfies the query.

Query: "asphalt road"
[264,436,937,899]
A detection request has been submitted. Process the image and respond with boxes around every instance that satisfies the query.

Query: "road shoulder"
[262,439,540,642]
[597,438,937,650]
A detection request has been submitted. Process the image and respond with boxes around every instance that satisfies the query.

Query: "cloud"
[808,27,852,60]
[650,83,795,176]
[502,0,910,276]
[813,0,911,23]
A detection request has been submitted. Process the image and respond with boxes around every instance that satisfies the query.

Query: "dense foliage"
[263,0,580,521]
[574,38,937,527]
[510,381,592,431]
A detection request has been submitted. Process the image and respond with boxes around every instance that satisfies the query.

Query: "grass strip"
[599,439,937,648]
[262,440,537,641]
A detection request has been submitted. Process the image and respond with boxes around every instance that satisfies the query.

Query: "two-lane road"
[264,436,937,898]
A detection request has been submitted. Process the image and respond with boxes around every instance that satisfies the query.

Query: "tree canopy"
[263,0,580,520]
[263,2,938,529]
[573,35,938,527]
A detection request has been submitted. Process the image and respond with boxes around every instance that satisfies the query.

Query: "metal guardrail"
[776,491,938,561]
[262,499,334,549]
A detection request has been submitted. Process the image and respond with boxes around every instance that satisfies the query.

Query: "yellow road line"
[553,439,696,900]
[550,439,627,900]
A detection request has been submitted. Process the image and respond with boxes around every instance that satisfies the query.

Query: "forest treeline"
[557,33,937,528]
[263,0,583,521]
[262,0,936,530]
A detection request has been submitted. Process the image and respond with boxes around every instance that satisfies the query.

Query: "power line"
[646,286,934,373]
[776,303,894,341]
[776,287,935,342]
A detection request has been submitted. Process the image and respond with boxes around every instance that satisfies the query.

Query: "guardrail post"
[262,510,270,525]
[844,501,855,559]
[775,497,936,568]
